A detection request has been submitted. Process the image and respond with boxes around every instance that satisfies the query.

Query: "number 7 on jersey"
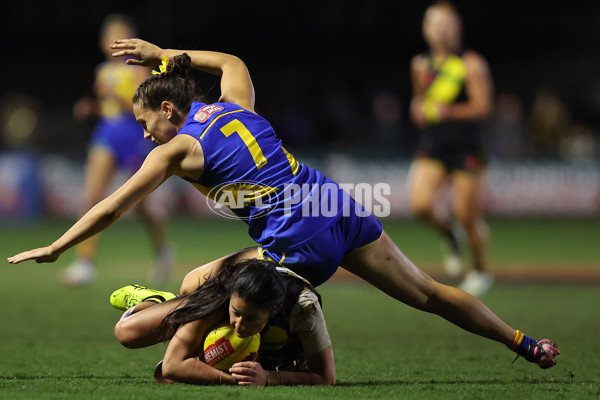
[220,119,267,169]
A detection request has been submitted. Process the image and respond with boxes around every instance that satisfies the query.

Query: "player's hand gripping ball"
[202,322,260,371]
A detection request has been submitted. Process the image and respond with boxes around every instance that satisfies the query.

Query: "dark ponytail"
[133,53,204,113]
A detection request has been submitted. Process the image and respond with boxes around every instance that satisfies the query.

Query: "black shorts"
[417,122,487,173]
[415,144,487,173]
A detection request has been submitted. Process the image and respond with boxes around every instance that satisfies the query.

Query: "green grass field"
[1,217,599,399]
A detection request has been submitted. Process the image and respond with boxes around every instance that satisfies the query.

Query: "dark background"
[2,0,600,157]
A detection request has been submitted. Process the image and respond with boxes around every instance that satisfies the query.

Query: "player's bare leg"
[451,171,492,296]
[59,147,116,285]
[408,158,463,276]
[136,198,174,285]
[76,147,117,260]
[114,296,184,348]
[342,231,513,343]
[114,247,260,348]
[407,158,448,231]
[340,231,559,368]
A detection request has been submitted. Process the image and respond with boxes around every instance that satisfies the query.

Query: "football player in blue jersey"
[61,14,174,286]
[8,38,558,371]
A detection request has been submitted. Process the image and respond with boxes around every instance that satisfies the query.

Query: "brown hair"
[157,258,287,341]
[133,53,205,113]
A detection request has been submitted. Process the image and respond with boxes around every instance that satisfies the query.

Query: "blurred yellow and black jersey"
[416,52,487,172]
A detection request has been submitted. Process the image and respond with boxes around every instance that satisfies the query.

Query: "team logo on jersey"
[194,105,224,123]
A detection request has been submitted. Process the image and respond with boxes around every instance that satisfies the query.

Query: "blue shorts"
[90,115,156,173]
[260,201,383,286]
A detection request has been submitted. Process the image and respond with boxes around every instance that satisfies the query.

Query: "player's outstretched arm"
[111,38,255,112]
[7,246,59,264]
[7,143,183,265]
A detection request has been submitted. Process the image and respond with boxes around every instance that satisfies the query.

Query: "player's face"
[422,6,461,52]
[228,293,270,338]
[133,103,177,145]
[100,22,134,59]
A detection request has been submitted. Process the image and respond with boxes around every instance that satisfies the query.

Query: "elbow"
[103,211,122,225]
[324,371,336,386]
[92,202,124,226]
[229,54,246,68]
[473,98,493,120]
[160,360,182,382]
[101,197,130,221]
[223,55,249,75]
[105,201,126,221]
[479,103,493,119]
[316,370,336,386]
[321,376,336,386]
[315,375,336,386]
[458,105,491,122]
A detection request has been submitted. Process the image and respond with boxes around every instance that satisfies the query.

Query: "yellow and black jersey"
[416,52,487,172]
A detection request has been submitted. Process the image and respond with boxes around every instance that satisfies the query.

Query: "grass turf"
[1,217,599,399]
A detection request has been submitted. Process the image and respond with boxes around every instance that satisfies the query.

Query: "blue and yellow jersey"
[95,59,141,119]
[178,101,349,252]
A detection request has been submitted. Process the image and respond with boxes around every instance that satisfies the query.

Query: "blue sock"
[515,334,537,357]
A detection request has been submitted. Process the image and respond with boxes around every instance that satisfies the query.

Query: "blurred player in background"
[8,38,558,371]
[109,259,335,386]
[60,14,174,286]
[408,1,494,296]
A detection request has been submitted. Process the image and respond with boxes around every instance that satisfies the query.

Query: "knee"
[401,276,439,311]
[114,319,140,349]
[453,196,484,228]
[421,281,453,313]
[452,199,479,226]
[454,211,470,227]
[410,198,435,220]
[454,209,478,230]
[180,272,201,295]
